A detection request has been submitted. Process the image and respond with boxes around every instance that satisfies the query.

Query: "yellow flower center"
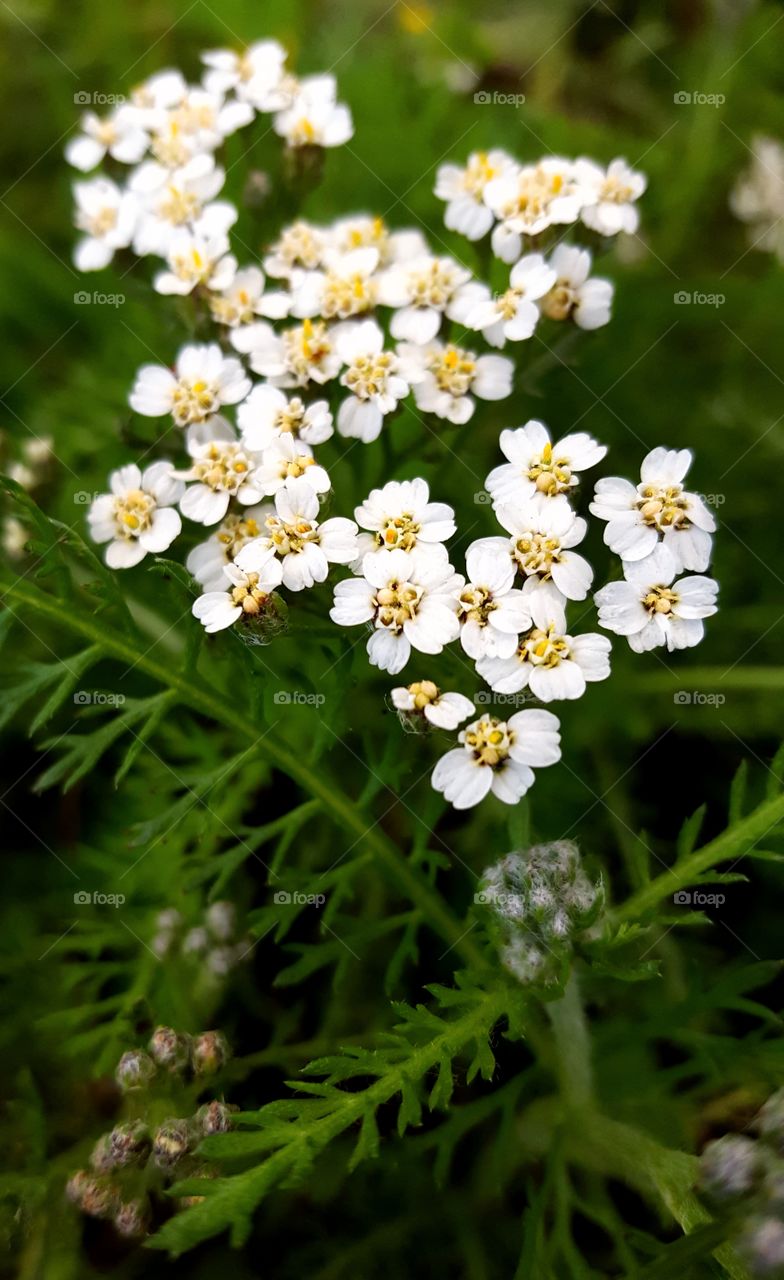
[636,484,691,530]
[458,584,496,625]
[85,205,118,237]
[114,489,155,539]
[373,579,423,630]
[216,514,261,559]
[320,271,376,319]
[540,281,577,322]
[408,261,460,308]
[231,572,270,616]
[642,584,680,614]
[278,453,315,480]
[159,185,201,225]
[512,531,561,578]
[172,378,219,426]
[376,512,421,550]
[463,717,514,768]
[408,679,440,709]
[193,443,254,493]
[264,514,319,555]
[463,152,499,197]
[282,321,333,383]
[521,624,570,668]
[527,441,573,495]
[431,345,476,396]
[344,352,396,400]
[271,222,323,270]
[274,398,307,434]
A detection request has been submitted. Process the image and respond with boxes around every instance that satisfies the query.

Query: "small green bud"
[115,1049,156,1091]
[149,1026,192,1073]
[197,1100,233,1135]
[191,1031,231,1075]
[109,1121,150,1168]
[152,1118,192,1170]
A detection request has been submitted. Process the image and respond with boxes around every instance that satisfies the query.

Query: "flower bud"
[66,1171,119,1219]
[149,1026,192,1073]
[90,1134,116,1174]
[205,900,236,942]
[115,1049,156,1091]
[114,1198,150,1239]
[152,1118,192,1170]
[234,591,288,647]
[737,1215,784,1278]
[191,1031,230,1075]
[699,1134,762,1205]
[197,1100,233,1135]
[109,1121,150,1168]
[758,1090,784,1155]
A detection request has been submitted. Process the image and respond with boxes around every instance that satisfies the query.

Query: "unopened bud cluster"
[151,901,252,977]
[65,1027,232,1240]
[698,1089,784,1277]
[476,841,604,987]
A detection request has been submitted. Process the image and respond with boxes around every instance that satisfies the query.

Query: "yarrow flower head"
[238,386,333,450]
[398,339,513,424]
[485,420,607,508]
[236,476,358,591]
[192,552,283,634]
[461,253,557,347]
[335,320,409,442]
[590,446,716,570]
[353,477,456,565]
[130,344,250,428]
[88,462,183,568]
[476,842,604,986]
[390,681,475,732]
[457,540,532,660]
[330,546,462,674]
[176,419,263,525]
[434,149,516,240]
[431,709,561,809]
[594,544,718,653]
[539,244,614,330]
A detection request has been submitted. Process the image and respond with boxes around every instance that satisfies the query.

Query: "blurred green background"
[1,0,784,1274]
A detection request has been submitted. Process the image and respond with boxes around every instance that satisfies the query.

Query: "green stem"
[545,974,593,1108]
[616,790,784,921]
[2,576,483,967]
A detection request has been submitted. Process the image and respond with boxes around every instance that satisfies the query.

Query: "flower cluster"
[70,43,719,816]
[730,135,784,263]
[68,42,353,273]
[151,901,251,977]
[475,842,604,987]
[698,1089,784,1278]
[65,1028,232,1241]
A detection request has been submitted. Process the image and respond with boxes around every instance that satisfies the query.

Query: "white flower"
[153,228,235,296]
[124,69,187,123]
[589,446,716,571]
[376,255,476,344]
[594,544,718,652]
[336,320,409,443]
[479,498,593,604]
[73,178,137,271]
[434,150,516,240]
[88,461,183,569]
[192,553,283,634]
[263,220,328,278]
[129,154,234,257]
[186,507,267,590]
[391,681,475,730]
[290,247,379,321]
[253,434,330,497]
[130,344,250,428]
[273,74,353,148]
[201,40,290,109]
[208,266,290,327]
[398,340,513,424]
[486,420,607,507]
[330,546,462,674]
[730,135,784,261]
[177,418,263,526]
[329,216,426,265]
[431,709,561,809]
[477,591,611,701]
[485,159,586,261]
[461,254,557,348]
[354,477,456,563]
[457,541,532,660]
[66,106,148,172]
[237,476,358,591]
[238,386,333,452]
[577,157,647,236]
[231,318,343,387]
[540,245,613,330]
[154,87,254,155]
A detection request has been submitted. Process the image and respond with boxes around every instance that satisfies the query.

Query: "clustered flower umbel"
[151,901,252,978]
[65,1027,232,1241]
[476,842,604,987]
[70,46,717,814]
[698,1088,784,1278]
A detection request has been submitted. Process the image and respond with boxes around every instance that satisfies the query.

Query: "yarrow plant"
[9,23,778,1280]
